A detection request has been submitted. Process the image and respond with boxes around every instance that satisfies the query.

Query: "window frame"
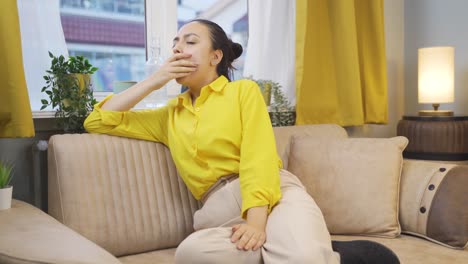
[144,0,179,97]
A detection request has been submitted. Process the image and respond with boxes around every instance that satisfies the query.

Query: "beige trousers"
[175,169,340,264]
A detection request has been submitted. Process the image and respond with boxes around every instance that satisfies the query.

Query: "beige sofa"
[0,124,466,263]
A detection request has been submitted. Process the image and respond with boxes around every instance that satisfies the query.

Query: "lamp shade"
[418,46,454,104]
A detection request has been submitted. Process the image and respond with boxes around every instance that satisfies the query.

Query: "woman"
[85,19,397,264]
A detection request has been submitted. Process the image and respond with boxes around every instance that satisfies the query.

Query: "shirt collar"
[209,75,229,92]
[177,75,229,106]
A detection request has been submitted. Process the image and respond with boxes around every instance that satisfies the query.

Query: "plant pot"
[262,82,272,106]
[71,73,91,93]
[0,185,12,210]
[62,74,91,107]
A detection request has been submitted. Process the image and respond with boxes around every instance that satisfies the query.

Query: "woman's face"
[172,22,221,87]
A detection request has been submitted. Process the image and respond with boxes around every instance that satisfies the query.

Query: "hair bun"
[230,41,243,60]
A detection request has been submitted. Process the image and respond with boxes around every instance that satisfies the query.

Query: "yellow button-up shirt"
[84,76,282,218]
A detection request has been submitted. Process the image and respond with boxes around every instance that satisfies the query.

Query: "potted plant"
[0,160,13,210]
[253,79,296,127]
[41,52,98,133]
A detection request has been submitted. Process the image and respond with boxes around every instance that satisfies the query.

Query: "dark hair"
[189,19,243,81]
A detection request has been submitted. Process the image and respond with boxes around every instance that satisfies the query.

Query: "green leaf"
[41,99,48,104]
[41,86,47,92]
[48,51,54,58]
[40,105,47,110]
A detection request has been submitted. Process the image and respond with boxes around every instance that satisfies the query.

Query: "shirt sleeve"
[84,94,169,145]
[238,81,282,219]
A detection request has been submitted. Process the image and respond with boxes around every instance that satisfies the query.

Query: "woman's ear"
[211,49,223,66]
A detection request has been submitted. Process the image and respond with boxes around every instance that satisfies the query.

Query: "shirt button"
[195,107,200,112]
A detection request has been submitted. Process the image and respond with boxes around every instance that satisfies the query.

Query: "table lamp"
[418,46,454,116]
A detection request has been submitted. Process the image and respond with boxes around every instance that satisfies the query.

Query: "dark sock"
[332,240,400,264]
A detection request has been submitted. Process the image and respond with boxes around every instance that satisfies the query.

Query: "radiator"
[31,140,48,211]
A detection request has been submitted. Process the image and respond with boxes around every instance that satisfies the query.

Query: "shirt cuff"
[241,188,282,219]
[94,94,125,126]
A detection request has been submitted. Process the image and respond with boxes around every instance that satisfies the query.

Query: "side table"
[397,116,468,161]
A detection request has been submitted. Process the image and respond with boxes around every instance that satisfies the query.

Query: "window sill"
[32,111,55,119]
[32,92,111,119]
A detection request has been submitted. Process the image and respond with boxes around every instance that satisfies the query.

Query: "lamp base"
[418,110,454,117]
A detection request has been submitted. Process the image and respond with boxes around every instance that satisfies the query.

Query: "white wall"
[347,0,405,137]
[404,0,468,116]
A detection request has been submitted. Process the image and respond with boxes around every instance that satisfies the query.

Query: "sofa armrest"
[0,200,121,264]
[400,159,468,249]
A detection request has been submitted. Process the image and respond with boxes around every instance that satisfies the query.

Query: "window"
[29,0,248,113]
[61,0,144,15]
[60,0,145,93]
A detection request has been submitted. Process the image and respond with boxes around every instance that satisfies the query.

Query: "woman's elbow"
[83,114,101,133]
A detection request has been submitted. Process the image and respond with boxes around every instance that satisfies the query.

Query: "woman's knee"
[279,169,306,190]
[175,235,207,264]
[175,229,262,264]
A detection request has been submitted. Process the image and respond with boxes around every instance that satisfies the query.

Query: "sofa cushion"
[119,248,176,264]
[117,235,468,264]
[48,134,201,257]
[332,234,468,264]
[288,136,408,237]
[273,124,348,169]
[400,160,468,249]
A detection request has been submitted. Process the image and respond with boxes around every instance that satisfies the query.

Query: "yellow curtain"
[0,0,34,137]
[296,0,388,126]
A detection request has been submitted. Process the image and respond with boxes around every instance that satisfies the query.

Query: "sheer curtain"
[243,0,296,106]
[17,0,68,111]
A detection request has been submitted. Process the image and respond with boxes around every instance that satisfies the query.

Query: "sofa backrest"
[47,124,347,256]
[48,134,200,257]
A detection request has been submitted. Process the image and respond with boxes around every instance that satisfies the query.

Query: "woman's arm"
[236,80,282,217]
[84,53,196,143]
[230,80,283,251]
[101,53,197,111]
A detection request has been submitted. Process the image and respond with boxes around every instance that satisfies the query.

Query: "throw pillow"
[273,124,348,170]
[287,136,408,238]
[400,160,468,249]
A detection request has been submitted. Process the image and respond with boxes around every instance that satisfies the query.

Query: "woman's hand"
[231,205,268,251]
[148,53,197,88]
[231,223,266,251]
[100,53,197,111]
